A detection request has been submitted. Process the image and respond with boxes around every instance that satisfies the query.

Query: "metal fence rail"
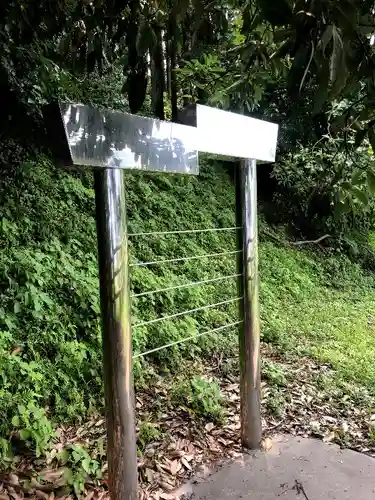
[129,226,241,361]
[133,297,241,329]
[129,226,241,237]
[133,320,243,359]
[131,273,241,298]
[131,249,241,268]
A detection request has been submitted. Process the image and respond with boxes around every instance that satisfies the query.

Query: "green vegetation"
[260,237,375,388]
[0,156,239,458]
[172,376,226,423]
[138,422,162,452]
[3,0,375,494]
[2,153,375,467]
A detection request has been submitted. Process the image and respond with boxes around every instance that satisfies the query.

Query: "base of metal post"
[235,158,262,449]
[94,169,138,499]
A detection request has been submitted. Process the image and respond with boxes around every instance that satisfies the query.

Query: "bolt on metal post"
[94,169,138,499]
[235,158,262,449]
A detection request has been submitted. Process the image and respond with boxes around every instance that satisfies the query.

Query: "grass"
[259,233,375,392]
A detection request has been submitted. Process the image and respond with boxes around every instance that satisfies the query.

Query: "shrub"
[172,376,226,423]
[271,139,375,240]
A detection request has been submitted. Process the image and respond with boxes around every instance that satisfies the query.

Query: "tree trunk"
[182,14,192,107]
[151,25,165,120]
[165,31,172,97]
[168,11,178,121]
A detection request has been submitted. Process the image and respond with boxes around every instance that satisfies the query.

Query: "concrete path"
[190,434,375,499]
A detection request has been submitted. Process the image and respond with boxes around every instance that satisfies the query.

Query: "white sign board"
[196,105,278,162]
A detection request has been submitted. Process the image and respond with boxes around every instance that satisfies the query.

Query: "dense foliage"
[0,156,239,452]
[2,0,375,484]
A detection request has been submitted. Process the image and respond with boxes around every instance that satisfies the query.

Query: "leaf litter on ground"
[1,344,375,499]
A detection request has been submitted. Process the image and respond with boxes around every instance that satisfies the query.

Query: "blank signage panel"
[59,103,199,174]
[196,105,278,162]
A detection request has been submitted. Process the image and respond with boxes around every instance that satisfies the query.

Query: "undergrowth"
[0,155,238,458]
[1,154,375,468]
[172,376,226,423]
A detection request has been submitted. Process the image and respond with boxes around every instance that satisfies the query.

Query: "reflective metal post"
[94,169,138,499]
[235,158,262,449]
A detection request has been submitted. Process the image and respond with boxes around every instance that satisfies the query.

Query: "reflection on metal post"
[94,169,138,499]
[236,158,262,449]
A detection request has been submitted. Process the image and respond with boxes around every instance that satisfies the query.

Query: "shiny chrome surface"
[196,104,278,162]
[94,169,138,499]
[60,103,199,174]
[236,159,262,449]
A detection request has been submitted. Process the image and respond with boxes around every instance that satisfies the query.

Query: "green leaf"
[20,429,32,441]
[63,468,74,484]
[329,25,348,98]
[72,450,82,463]
[18,405,26,415]
[351,187,369,205]
[341,181,352,190]
[57,449,70,465]
[359,108,375,122]
[81,458,91,474]
[367,170,375,195]
[351,169,363,185]
[14,301,21,314]
[11,415,20,427]
[330,25,343,83]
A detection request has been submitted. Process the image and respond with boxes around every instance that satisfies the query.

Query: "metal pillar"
[235,158,262,449]
[94,169,138,499]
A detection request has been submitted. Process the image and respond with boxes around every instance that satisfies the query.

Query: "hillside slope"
[1,156,375,447]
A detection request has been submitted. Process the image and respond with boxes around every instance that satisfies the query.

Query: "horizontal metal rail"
[129,226,240,237]
[133,320,243,359]
[130,250,241,268]
[131,273,241,298]
[133,297,242,328]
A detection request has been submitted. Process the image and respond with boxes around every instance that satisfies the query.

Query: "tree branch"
[291,234,331,245]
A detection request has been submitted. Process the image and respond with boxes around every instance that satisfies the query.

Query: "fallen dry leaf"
[1,343,375,500]
[169,461,180,476]
[323,432,336,443]
[159,493,176,500]
[261,437,273,452]
[35,491,49,500]
[180,457,191,471]
[8,475,19,486]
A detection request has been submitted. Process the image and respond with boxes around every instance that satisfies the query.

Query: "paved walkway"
[190,434,375,499]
